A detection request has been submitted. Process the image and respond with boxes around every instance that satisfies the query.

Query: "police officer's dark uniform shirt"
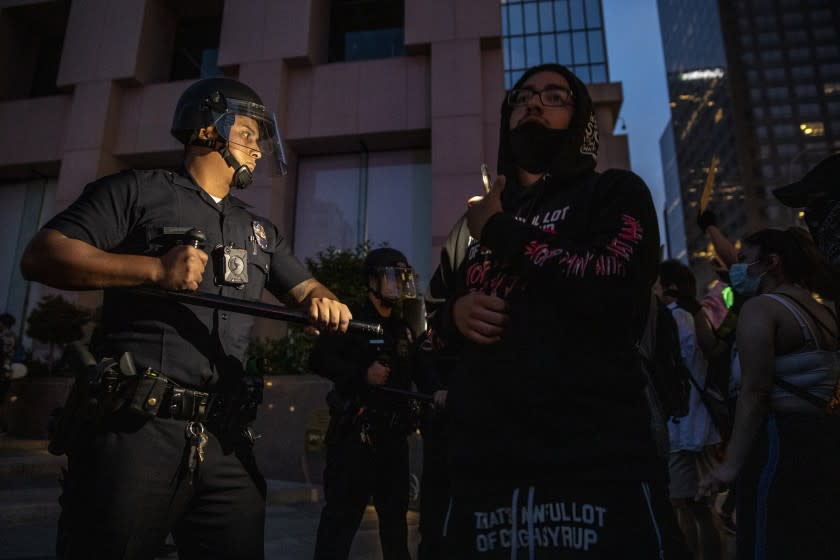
[310,299,415,428]
[44,168,312,387]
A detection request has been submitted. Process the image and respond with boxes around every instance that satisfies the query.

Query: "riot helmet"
[364,248,417,305]
[171,78,288,189]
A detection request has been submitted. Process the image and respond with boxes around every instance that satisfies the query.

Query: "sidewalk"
[0,436,418,559]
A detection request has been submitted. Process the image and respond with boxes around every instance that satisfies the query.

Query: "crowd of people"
[11,61,840,559]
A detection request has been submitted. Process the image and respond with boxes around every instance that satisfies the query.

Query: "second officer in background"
[311,248,420,560]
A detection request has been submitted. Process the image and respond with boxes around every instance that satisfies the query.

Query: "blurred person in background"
[698,228,840,558]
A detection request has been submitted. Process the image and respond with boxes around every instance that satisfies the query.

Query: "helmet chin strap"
[219,143,252,189]
[368,287,396,307]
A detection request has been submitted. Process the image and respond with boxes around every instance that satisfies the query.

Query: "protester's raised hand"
[466,176,506,240]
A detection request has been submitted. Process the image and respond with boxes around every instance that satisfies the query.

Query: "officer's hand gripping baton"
[129,288,383,336]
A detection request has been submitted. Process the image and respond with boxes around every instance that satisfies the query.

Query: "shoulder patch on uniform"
[252,221,269,250]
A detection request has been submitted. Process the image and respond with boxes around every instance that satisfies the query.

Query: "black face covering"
[497,64,599,186]
[508,122,576,175]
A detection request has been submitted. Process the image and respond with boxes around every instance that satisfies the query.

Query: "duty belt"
[157,385,212,422]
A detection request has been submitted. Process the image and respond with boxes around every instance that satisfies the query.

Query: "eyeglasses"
[507,87,574,107]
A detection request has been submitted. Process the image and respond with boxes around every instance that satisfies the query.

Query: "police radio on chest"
[213,243,249,287]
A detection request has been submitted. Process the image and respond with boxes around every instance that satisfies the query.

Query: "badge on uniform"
[252,221,269,250]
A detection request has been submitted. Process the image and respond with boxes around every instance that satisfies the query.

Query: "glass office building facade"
[659,0,840,284]
[658,0,746,284]
[501,0,609,88]
[719,0,840,227]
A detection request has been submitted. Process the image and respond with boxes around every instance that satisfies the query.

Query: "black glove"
[697,209,717,232]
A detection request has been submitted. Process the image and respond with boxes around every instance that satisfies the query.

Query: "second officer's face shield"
[373,264,418,302]
[212,98,288,176]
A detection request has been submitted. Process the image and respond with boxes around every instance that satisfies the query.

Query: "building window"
[788,47,811,62]
[817,45,840,59]
[791,66,814,80]
[783,30,807,44]
[0,1,70,100]
[0,179,56,333]
[768,105,792,118]
[798,103,820,117]
[763,68,786,82]
[773,124,794,138]
[781,13,804,25]
[761,50,783,64]
[502,0,608,87]
[820,64,840,78]
[775,144,798,157]
[767,86,789,100]
[799,122,825,137]
[294,150,431,288]
[754,14,776,29]
[814,27,836,41]
[169,2,224,81]
[757,32,779,46]
[795,84,818,97]
[328,0,405,63]
[824,82,840,95]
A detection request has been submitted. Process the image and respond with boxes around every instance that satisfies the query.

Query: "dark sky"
[603,0,671,236]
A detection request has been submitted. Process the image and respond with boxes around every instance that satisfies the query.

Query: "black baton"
[376,386,435,403]
[127,287,383,336]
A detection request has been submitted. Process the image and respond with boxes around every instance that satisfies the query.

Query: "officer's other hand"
[433,389,448,408]
[366,361,390,385]
[157,246,208,291]
[308,298,353,335]
[453,292,509,344]
[466,175,506,241]
[697,209,718,232]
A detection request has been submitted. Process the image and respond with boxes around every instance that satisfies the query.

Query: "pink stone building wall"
[0,0,629,330]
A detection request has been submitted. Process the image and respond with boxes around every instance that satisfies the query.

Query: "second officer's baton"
[376,386,435,403]
[128,287,383,336]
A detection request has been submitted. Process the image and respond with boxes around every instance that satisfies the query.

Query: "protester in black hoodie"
[428,64,688,559]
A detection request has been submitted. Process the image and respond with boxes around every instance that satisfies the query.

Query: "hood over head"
[497,64,599,186]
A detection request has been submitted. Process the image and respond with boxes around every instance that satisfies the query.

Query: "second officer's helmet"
[171,78,288,177]
[364,248,417,303]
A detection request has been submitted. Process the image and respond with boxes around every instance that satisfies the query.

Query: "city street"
[0,436,419,560]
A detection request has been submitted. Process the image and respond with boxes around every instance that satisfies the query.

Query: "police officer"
[311,248,419,560]
[20,77,352,560]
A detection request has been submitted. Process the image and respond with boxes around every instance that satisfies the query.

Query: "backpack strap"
[774,377,832,411]
[762,293,821,350]
[770,292,839,349]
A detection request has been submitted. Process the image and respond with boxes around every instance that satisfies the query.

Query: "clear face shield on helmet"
[372,264,418,303]
[211,97,288,176]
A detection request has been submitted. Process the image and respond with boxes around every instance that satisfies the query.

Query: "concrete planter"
[253,375,332,484]
[2,377,74,439]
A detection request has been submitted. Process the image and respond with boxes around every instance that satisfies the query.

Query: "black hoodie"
[426,64,662,492]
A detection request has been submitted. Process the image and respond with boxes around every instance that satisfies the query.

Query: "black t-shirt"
[44,168,311,387]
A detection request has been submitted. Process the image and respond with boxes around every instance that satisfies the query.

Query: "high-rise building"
[658,0,840,284]
[0,0,630,345]
[500,0,609,87]
[657,0,749,283]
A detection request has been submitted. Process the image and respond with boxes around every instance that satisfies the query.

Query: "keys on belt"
[185,421,209,481]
